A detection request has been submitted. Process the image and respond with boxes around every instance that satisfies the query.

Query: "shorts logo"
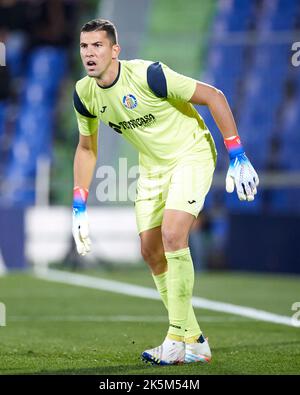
[122,94,137,109]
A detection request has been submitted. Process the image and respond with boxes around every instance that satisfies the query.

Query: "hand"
[72,187,91,255]
[72,209,91,256]
[225,153,259,201]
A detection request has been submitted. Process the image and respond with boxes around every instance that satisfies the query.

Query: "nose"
[85,45,95,57]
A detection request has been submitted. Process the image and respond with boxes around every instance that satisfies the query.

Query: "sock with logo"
[152,271,201,341]
[164,247,195,339]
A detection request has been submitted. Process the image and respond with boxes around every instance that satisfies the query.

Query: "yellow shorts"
[135,138,216,234]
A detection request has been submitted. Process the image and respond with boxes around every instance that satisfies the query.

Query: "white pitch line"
[34,268,298,328]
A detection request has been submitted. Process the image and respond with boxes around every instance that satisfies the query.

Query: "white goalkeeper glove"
[224,136,259,202]
[72,187,91,256]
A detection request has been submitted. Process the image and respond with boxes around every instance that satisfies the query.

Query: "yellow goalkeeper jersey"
[73,59,216,170]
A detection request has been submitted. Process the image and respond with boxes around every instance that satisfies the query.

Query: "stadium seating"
[0,102,7,140]
[200,0,300,213]
[5,32,27,77]
[1,0,299,213]
[0,101,9,171]
[2,47,67,206]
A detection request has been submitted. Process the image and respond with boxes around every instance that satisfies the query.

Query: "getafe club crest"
[122,94,138,109]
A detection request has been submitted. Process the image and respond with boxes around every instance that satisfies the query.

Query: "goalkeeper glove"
[224,136,259,202]
[72,187,91,255]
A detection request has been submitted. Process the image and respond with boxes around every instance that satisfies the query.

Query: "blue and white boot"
[184,334,211,364]
[141,337,185,366]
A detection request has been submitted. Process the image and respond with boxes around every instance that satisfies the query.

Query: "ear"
[112,44,121,60]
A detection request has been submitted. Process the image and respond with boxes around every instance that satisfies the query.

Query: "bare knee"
[141,245,166,274]
[161,227,187,251]
[139,227,167,274]
[141,245,164,264]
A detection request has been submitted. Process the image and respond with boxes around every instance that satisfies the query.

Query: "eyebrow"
[80,41,103,46]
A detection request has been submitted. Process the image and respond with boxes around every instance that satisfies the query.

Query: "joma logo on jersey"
[122,94,138,109]
[109,114,156,134]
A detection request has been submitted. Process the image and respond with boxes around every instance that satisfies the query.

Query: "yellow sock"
[152,269,201,340]
[152,271,168,309]
[185,334,201,344]
[167,334,185,342]
[165,247,194,338]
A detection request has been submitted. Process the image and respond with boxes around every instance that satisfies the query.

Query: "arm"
[152,62,236,137]
[72,132,98,255]
[74,132,98,190]
[190,81,237,139]
[190,82,259,201]
[147,62,258,201]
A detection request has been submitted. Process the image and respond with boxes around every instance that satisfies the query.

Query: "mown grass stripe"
[34,268,298,328]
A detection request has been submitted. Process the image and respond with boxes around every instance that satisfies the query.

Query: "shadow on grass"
[35,363,173,375]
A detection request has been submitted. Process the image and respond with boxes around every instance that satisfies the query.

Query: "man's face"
[80,30,119,78]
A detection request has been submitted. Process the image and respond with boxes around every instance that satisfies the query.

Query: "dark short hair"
[81,19,118,45]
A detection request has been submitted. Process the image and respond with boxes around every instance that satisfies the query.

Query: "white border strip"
[34,268,297,328]
[8,315,251,323]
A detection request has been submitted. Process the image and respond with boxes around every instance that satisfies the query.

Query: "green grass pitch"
[0,268,300,375]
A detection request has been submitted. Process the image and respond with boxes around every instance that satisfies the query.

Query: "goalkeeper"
[72,19,259,366]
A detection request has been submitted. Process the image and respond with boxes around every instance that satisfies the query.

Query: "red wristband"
[224,136,244,159]
[73,187,89,203]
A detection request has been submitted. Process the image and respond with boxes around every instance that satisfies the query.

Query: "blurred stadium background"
[0,0,299,273]
[0,0,300,375]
